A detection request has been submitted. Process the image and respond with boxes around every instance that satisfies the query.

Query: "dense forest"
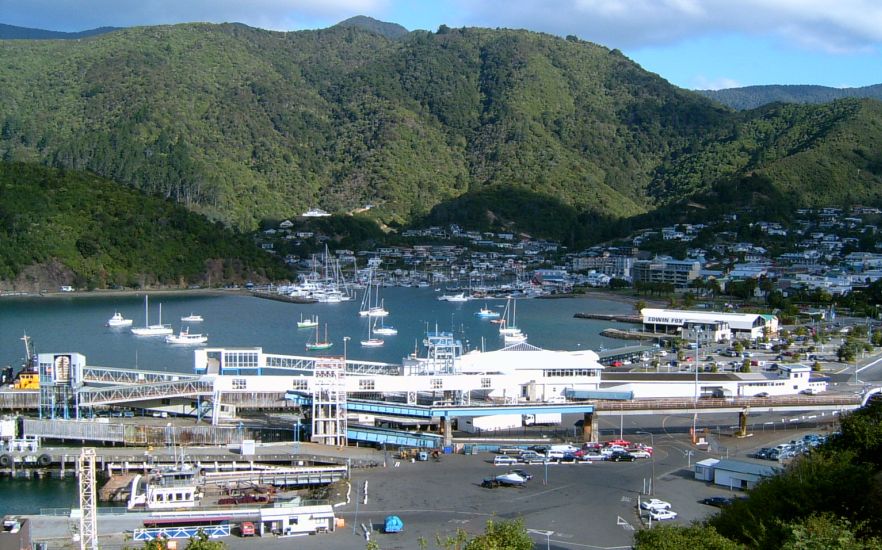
[0,163,287,290]
[698,83,882,110]
[1,20,880,247]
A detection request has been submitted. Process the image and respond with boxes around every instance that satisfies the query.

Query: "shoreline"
[0,287,251,300]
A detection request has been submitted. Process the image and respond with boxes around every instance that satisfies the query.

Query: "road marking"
[513,484,570,500]
[620,496,631,502]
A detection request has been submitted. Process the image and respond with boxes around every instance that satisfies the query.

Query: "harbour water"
[0,288,635,514]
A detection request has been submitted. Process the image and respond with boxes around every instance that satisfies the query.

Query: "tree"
[185,533,226,550]
[740,358,751,373]
[634,524,743,549]
[464,519,533,550]
[634,300,647,315]
[781,513,880,550]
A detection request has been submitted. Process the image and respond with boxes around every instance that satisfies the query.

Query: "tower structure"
[310,357,347,447]
[78,447,98,550]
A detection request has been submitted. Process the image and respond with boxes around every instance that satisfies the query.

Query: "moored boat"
[297,314,319,329]
[131,296,173,336]
[106,311,133,328]
[165,327,208,345]
[181,313,203,322]
[306,324,333,351]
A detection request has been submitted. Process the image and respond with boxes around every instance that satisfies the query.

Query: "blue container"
[443,446,453,454]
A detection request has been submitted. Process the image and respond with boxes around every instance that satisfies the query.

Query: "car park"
[649,509,678,521]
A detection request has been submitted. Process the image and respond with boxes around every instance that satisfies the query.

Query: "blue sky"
[1,0,880,90]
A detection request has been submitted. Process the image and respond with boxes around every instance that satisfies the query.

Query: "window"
[233,378,247,390]
[359,379,375,390]
[292,379,308,390]
[481,377,492,389]
[431,378,443,390]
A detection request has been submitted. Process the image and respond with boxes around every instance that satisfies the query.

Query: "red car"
[606,439,631,448]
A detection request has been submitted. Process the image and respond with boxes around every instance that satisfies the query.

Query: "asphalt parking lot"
[205,419,832,550]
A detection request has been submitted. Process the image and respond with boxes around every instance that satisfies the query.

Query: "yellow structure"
[14,372,39,390]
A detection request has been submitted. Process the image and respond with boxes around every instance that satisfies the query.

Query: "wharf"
[600,328,671,341]
[250,291,317,304]
[574,312,641,323]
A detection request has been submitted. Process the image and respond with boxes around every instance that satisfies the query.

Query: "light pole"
[636,431,655,496]
[343,336,350,363]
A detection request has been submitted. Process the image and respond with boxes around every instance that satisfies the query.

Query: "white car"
[640,499,672,511]
[649,509,678,521]
[493,455,518,466]
[629,449,652,459]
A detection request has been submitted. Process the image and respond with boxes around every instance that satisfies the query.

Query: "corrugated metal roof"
[714,459,781,477]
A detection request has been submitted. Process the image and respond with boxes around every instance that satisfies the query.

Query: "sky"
[1,0,880,90]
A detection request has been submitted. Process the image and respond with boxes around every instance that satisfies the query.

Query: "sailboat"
[499,297,525,339]
[297,313,319,329]
[305,324,333,351]
[361,319,384,347]
[372,318,398,336]
[358,274,389,317]
[131,296,173,336]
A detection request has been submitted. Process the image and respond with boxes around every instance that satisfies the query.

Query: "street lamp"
[343,336,350,363]
[636,431,655,496]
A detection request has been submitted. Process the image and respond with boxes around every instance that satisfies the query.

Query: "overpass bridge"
[591,394,862,416]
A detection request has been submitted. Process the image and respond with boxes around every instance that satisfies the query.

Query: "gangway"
[77,380,214,407]
[80,366,198,385]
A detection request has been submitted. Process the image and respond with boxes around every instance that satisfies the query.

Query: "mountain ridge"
[0,22,879,245]
[698,83,882,110]
[0,22,120,40]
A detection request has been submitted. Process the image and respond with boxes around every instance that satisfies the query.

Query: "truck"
[523,413,562,426]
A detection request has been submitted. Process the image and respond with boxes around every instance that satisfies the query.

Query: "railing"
[0,391,39,409]
[593,395,862,412]
[80,366,198,385]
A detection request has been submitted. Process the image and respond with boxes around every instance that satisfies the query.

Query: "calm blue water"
[0,289,633,372]
[0,289,633,515]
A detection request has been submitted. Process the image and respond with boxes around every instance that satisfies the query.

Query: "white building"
[641,308,778,341]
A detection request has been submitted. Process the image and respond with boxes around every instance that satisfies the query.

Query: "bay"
[0,289,634,515]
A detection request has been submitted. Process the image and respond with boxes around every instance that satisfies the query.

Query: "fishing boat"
[297,314,319,329]
[131,296,173,336]
[438,292,470,302]
[106,311,133,328]
[306,324,333,351]
[360,320,384,347]
[475,304,500,319]
[165,327,208,345]
[181,313,203,322]
[503,330,528,345]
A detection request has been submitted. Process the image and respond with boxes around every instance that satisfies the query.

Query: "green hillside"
[0,22,880,244]
[0,162,286,290]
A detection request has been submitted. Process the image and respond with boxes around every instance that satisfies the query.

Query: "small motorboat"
[106,311,133,328]
[165,327,208,345]
[181,313,204,322]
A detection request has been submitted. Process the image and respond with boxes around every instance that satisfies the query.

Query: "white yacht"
[180,313,203,322]
[297,314,319,329]
[106,311,133,328]
[131,296,173,336]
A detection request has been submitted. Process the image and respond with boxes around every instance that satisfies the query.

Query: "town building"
[640,308,778,341]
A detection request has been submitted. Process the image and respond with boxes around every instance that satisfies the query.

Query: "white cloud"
[455,0,882,53]
[692,76,742,90]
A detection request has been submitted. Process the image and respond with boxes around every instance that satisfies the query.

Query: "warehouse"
[641,308,778,341]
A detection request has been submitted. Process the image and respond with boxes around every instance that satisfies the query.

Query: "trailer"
[459,414,522,433]
[523,413,562,426]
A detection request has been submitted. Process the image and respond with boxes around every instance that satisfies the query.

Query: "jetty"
[574,312,641,323]
[250,291,317,304]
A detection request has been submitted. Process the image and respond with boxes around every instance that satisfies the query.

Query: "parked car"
[494,455,518,466]
[628,449,652,459]
[754,448,772,460]
[608,451,635,462]
[510,469,533,481]
[700,496,733,508]
[649,509,678,521]
[640,499,672,511]
[754,392,770,398]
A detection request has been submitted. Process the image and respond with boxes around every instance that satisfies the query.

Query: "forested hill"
[698,83,882,110]
[1,22,881,243]
[0,163,286,290]
[0,23,119,40]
